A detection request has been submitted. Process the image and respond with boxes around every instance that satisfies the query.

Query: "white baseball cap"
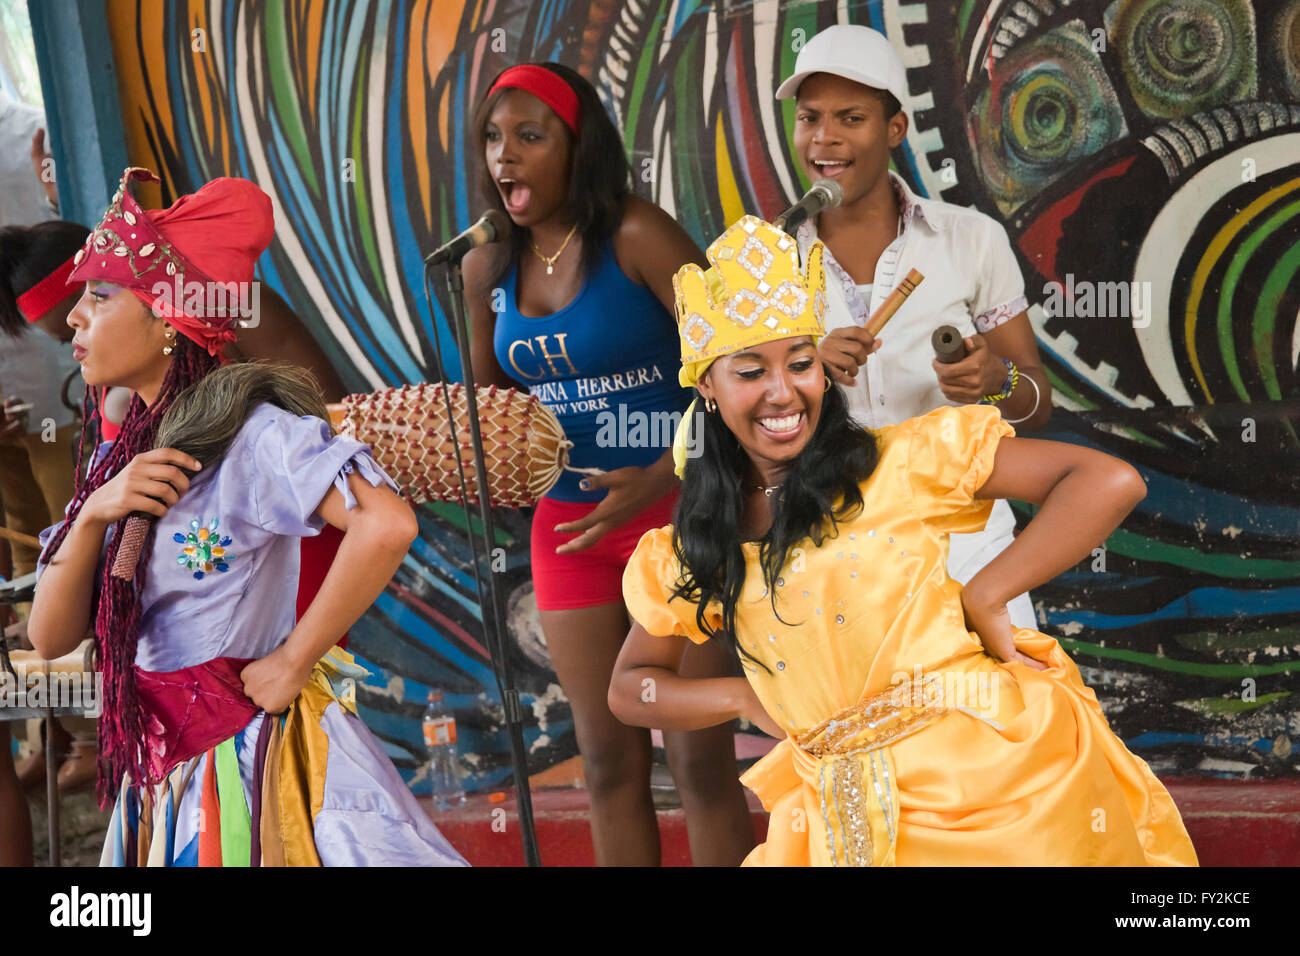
[775,24,908,107]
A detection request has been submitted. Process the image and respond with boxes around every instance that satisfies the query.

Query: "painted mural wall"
[101,0,1300,787]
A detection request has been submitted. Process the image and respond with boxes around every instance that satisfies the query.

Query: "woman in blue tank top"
[465,62,753,866]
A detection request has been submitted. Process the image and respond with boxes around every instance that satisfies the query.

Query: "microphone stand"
[423,256,542,867]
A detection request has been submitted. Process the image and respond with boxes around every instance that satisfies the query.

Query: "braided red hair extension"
[40,335,218,805]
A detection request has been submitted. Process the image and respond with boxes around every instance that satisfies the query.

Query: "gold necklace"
[530,223,579,275]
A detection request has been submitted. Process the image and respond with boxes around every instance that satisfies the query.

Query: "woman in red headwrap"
[464,63,754,865]
[27,169,466,865]
[0,217,349,801]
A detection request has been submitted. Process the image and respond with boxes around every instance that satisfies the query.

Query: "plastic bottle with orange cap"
[423,690,467,810]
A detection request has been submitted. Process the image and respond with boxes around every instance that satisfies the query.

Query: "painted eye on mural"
[1005,67,1081,163]
[1113,0,1258,119]
[1265,1,1300,100]
[966,21,1128,215]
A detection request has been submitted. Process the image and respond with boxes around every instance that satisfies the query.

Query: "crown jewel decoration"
[673,216,828,385]
[69,168,211,291]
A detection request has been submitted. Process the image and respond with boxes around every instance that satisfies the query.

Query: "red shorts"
[530,491,678,611]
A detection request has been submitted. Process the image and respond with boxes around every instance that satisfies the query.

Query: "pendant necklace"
[530,223,579,275]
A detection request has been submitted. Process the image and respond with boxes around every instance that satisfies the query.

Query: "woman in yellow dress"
[608,216,1197,866]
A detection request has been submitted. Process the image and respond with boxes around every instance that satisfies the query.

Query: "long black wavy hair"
[471,61,631,291]
[670,373,881,668]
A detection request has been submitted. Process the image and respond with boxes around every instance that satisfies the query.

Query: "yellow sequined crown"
[673,215,828,388]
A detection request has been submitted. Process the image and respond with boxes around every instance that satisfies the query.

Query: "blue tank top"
[493,241,689,502]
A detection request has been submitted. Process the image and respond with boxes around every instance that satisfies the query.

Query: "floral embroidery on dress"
[173,517,234,579]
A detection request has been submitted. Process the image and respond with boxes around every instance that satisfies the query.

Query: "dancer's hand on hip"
[961,584,1048,671]
[241,643,314,714]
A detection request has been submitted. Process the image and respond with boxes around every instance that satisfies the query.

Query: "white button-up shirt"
[798,172,1036,627]
[0,92,55,228]
[796,172,1027,428]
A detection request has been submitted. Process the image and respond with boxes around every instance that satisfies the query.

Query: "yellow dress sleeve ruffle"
[622,526,720,644]
[892,404,1015,535]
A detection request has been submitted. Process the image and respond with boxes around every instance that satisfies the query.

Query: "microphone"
[426,210,510,266]
[773,179,844,233]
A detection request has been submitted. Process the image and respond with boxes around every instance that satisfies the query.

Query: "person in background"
[0,93,55,226]
[775,24,1052,630]
[0,100,64,862]
[0,220,92,796]
[465,62,754,865]
[0,482,33,866]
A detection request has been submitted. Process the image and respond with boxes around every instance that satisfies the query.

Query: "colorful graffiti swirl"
[105,0,1299,785]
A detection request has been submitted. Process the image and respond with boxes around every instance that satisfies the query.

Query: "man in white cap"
[777,23,1052,629]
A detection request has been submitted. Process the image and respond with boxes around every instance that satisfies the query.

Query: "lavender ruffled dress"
[37,403,468,866]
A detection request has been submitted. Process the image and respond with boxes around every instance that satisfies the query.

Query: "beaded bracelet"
[981,358,1019,404]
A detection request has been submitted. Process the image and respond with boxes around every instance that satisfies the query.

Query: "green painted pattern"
[266,0,319,193]
[1215,195,1300,402]
[1046,363,1167,451]
[623,0,669,146]
[1250,232,1300,445]
[1176,691,1290,716]
[351,49,387,300]
[425,501,515,547]
[671,34,716,243]
[781,4,818,195]
[1118,425,1169,451]
[1045,366,1096,411]
[956,0,979,40]
[1061,637,1300,678]
[1177,626,1300,652]
[1104,525,1300,579]
[1008,502,1300,579]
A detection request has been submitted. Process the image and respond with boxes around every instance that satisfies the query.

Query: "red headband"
[489,65,580,134]
[17,253,79,322]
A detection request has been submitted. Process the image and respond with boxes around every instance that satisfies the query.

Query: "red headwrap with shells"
[68,167,275,356]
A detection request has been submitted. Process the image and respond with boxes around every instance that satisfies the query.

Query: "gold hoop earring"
[824,376,832,393]
[162,325,175,357]
[704,397,717,414]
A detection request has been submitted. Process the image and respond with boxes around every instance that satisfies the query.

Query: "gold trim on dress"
[798,678,950,866]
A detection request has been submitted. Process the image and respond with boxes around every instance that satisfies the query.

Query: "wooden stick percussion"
[864,269,924,336]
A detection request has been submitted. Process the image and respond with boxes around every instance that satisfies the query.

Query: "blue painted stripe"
[1128,731,1276,755]
[1032,408,1300,537]
[1046,585,1300,629]
[386,0,440,370]
[407,534,479,591]
[373,591,498,684]
[223,2,249,175]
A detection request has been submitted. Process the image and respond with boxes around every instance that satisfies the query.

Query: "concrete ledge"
[425,778,1300,867]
